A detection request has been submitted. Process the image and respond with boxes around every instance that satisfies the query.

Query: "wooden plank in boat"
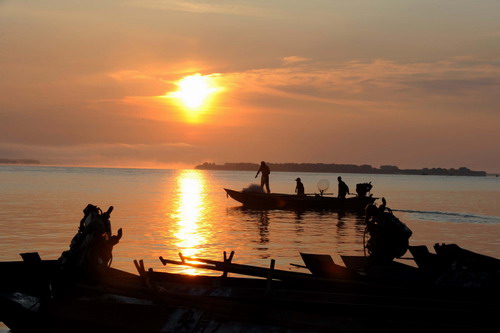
[160,255,314,282]
[299,253,357,279]
[341,255,428,285]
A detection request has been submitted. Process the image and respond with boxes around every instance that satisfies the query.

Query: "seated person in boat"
[337,176,350,198]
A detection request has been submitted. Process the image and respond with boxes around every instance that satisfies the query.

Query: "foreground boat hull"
[1,266,389,333]
[224,188,376,210]
[2,250,499,333]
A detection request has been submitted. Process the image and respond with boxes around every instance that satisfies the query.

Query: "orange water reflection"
[171,170,210,274]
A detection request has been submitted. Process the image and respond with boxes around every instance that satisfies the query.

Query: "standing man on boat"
[255,161,271,193]
[295,178,305,195]
[337,176,350,198]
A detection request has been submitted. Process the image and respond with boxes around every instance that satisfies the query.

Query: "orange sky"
[1,1,499,172]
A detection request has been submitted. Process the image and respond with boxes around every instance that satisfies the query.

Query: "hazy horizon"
[1,1,499,173]
[0,160,495,175]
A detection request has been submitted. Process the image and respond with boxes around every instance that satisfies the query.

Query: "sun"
[169,73,221,110]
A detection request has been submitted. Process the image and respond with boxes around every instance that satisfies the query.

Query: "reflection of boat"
[224,188,376,210]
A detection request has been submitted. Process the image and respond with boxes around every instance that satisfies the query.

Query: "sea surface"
[1,165,499,272]
[1,165,500,331]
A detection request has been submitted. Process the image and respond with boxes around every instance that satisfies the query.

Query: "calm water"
[1,165,499,276]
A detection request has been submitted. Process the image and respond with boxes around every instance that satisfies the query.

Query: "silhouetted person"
[337,176,350,198]
[255,161,271,193]
[295,178,305,195]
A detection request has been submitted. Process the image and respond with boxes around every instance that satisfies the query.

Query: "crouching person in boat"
[364,198,412,263]
[57,204,122,287]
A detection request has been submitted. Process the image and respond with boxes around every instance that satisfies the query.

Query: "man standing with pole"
[255,161,271,193]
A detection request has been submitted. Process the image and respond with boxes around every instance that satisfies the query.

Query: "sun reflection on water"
[171,170,209,274]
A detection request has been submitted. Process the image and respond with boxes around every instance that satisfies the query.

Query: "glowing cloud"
[282,56,310,65]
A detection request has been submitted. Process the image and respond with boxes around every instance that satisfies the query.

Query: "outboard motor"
[364,198,412,263]
[356,182,373,197]
[57,204,122,283]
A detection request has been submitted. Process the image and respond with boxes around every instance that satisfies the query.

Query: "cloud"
[105,55,500,125]
[107,70,152,81]
[127,0,271,17]
[282,56,310,66]
[215,56,500,114]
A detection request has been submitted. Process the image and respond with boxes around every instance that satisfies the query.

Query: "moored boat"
[2,247,499,333]
[1,256,354,333]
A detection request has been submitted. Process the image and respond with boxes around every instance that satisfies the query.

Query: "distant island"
[195,162,487,177]
[0,158,40,165]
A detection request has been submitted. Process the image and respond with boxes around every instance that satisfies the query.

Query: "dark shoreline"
[195,162,487,177]
[0,158,40,165]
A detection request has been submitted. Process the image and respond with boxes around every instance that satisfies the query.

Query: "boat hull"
[224,188,376,210]
[2,251,499,333]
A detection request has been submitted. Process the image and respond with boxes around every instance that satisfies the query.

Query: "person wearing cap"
[295,177,305,196]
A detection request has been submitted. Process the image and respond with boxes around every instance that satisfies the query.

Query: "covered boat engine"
[356,182,373,197]
[364,198,412,263]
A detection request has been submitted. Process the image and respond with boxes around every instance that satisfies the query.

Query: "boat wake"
[392,209,500,225]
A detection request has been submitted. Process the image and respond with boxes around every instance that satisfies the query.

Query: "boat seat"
[300,253,355,279]
[408,245,443,272]
[20,252,42,265]
[341,255,427,285]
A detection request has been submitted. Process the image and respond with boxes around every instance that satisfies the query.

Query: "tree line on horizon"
[195,162,487,176]
[0,158,40,165]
